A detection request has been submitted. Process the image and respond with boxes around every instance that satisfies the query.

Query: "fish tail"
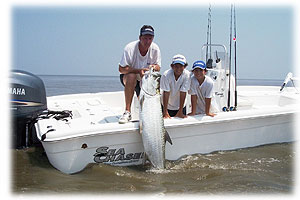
[165,130,173,145]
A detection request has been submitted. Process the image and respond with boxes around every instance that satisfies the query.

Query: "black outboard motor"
[9,70,47,148]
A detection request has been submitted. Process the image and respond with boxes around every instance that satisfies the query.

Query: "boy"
[188,60,216,117]
[160,54,190,118]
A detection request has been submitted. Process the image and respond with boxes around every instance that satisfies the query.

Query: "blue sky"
[12,5,294,79]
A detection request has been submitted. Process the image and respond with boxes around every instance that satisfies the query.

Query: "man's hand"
[139,68,149,77]
[149,64,160,71]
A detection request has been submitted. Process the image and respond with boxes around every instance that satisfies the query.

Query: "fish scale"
[139,69,166,169]
[140,94,165,169]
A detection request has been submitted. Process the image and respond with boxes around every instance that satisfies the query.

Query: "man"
[160,54,190,119]
[119,25,161,124]
[188,60,216,117]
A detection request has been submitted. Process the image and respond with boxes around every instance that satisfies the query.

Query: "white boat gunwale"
[36,106,296,143]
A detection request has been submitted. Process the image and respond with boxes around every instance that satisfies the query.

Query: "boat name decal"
[94,146,143,164]
[9,87,26,96]
[215,92,224,97]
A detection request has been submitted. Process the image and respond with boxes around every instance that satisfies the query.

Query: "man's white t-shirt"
[160,69,191,110]
[189,75,214,114]
[119,40,161,72]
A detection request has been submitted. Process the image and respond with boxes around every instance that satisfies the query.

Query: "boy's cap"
[192,60,206,70]
[172,54,187,65]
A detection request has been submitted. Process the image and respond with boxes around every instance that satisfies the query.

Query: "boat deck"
[36,86,299,142]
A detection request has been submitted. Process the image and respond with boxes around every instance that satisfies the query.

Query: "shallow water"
[12,143,295,194]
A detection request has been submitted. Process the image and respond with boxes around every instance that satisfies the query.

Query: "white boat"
[31,41,299,174]
[34,75,299,174]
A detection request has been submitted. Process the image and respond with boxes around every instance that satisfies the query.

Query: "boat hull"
[35,86,298,174]
[42,130,144,174]
[166,112,294,160]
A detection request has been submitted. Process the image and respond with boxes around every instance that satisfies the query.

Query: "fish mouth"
[142,69,161,95]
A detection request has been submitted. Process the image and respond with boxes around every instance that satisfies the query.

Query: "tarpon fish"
[139,68,172,169]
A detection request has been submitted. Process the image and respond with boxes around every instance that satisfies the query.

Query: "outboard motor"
[9,70,47,148]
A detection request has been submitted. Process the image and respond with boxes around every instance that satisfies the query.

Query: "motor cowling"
[10,70,47,148]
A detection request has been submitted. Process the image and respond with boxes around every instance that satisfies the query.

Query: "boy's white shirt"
[189,75,214,114]
[160,68,191,110]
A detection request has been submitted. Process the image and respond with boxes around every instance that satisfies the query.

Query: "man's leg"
[123,73,137,112]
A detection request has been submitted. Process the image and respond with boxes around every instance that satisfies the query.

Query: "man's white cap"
[172,54,187,65]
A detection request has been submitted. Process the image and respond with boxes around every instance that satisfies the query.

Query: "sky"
[11,3,296,80]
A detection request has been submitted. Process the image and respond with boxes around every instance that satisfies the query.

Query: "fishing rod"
[226,4,233,111]
[233,4,237,111]
[209,6,212,60]
[206,5,210,62]
[206,4,213,68]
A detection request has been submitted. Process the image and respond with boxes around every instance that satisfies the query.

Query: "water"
[12,75,295,195]
[40,75,123,97]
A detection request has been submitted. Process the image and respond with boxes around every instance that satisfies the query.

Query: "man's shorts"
[120,74,141,97]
